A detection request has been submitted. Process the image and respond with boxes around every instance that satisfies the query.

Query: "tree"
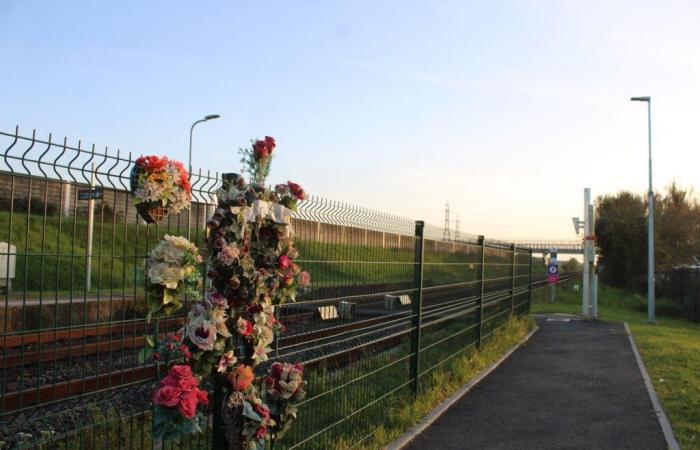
[595,183,700,293]
[595,191,647,291]
[562,257,581,273]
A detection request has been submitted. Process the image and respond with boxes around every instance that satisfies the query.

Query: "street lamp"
[188,114,220,237]
[631,96,654,323]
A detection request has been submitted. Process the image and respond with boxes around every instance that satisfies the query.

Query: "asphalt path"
[404,316,667,450]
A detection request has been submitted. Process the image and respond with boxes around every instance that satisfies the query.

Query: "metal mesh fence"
[0,127,535,450]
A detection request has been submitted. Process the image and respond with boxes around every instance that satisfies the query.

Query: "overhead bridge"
[513,240,584,255]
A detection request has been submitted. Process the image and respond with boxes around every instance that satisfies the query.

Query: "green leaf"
[145,335,155,348]
[138,346,153,365]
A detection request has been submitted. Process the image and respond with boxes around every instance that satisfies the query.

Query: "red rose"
[255,404,271,421]
[153,385,181,407]
[179,345,192,361]
[160,374,179,387]
[196,388,209,406]
[278,255,291,269]
[270,362,283,378]
[255,426,267,439]
[178,376,198,392]
[178,391,198,419]
[170,365,193,379]
[238,320,254,337]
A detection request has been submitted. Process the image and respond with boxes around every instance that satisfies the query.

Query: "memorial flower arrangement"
[145,234,202,317]
[131,155,192,222]
[146,137,309,448]
[151,364,209,440]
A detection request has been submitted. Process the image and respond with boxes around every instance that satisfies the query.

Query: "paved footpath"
[404,316,668,450]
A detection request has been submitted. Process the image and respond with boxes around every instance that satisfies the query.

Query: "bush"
[0,196,59,216]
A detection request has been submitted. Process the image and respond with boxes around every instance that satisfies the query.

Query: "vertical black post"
[528,248,534,314]
[410,221,425,396]
[511,244,517,316]
[212,373,227,450]
[476,235,485,349]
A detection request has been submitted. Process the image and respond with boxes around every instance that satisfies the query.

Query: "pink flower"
[178,391,198,419]
[217,350,237,373]
[278,255,291,269]
[153,385,181,407]
[218,244,240,266]
[170,365,193,379]
[298,271,311,287]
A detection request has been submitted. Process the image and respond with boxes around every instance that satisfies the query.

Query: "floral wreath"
[145,137,310,449]
[131,155,192,223]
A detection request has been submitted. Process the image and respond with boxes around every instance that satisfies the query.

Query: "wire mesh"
[0,127,537,450]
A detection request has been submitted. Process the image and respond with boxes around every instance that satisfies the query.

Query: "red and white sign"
[547,263,560,284]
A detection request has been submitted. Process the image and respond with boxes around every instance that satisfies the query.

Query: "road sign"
[78,188,103,200]
[547,263,560,284]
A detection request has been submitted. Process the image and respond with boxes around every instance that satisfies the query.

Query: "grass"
[532,281,700,450]
[0,210,517,296]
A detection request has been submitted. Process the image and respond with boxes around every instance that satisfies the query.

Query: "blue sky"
[2,1,700,239]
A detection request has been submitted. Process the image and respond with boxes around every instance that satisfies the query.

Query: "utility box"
[384,294,411,311]
[338,301,356,320]
[0,243,16,294]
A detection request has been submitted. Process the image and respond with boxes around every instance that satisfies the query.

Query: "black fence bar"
[0,127,540,450]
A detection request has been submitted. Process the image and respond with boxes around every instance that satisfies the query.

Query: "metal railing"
[0,127,535,450]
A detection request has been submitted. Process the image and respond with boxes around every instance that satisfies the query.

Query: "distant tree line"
[595,183,700,292]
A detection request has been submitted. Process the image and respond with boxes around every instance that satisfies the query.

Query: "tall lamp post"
[188,114,220,238]
[631,96,655,323]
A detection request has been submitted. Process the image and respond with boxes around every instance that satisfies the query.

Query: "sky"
[1,1,700,240]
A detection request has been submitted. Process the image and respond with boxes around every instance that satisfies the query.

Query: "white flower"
[147,262,185,289]
[210,308,231,337]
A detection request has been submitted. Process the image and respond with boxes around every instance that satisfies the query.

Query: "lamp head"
[630,96,650,102]
[204,114,221,120]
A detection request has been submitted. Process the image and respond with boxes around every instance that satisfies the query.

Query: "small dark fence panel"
[0,128,534,450]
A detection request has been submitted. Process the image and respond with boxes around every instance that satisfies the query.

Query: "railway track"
[0,273,578,415]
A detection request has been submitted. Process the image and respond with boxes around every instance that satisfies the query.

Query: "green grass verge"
[532,281,700,450]
[1,210,515,295]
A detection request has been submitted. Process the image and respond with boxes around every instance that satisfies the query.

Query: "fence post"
[511,244,516,316]
[410,220,425,396]
[477,235,485,349]
[528,248,534,314]
[211,373,227,450]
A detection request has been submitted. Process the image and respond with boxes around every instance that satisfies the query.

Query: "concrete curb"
[623,322,680,450]
[385,325,540,450]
